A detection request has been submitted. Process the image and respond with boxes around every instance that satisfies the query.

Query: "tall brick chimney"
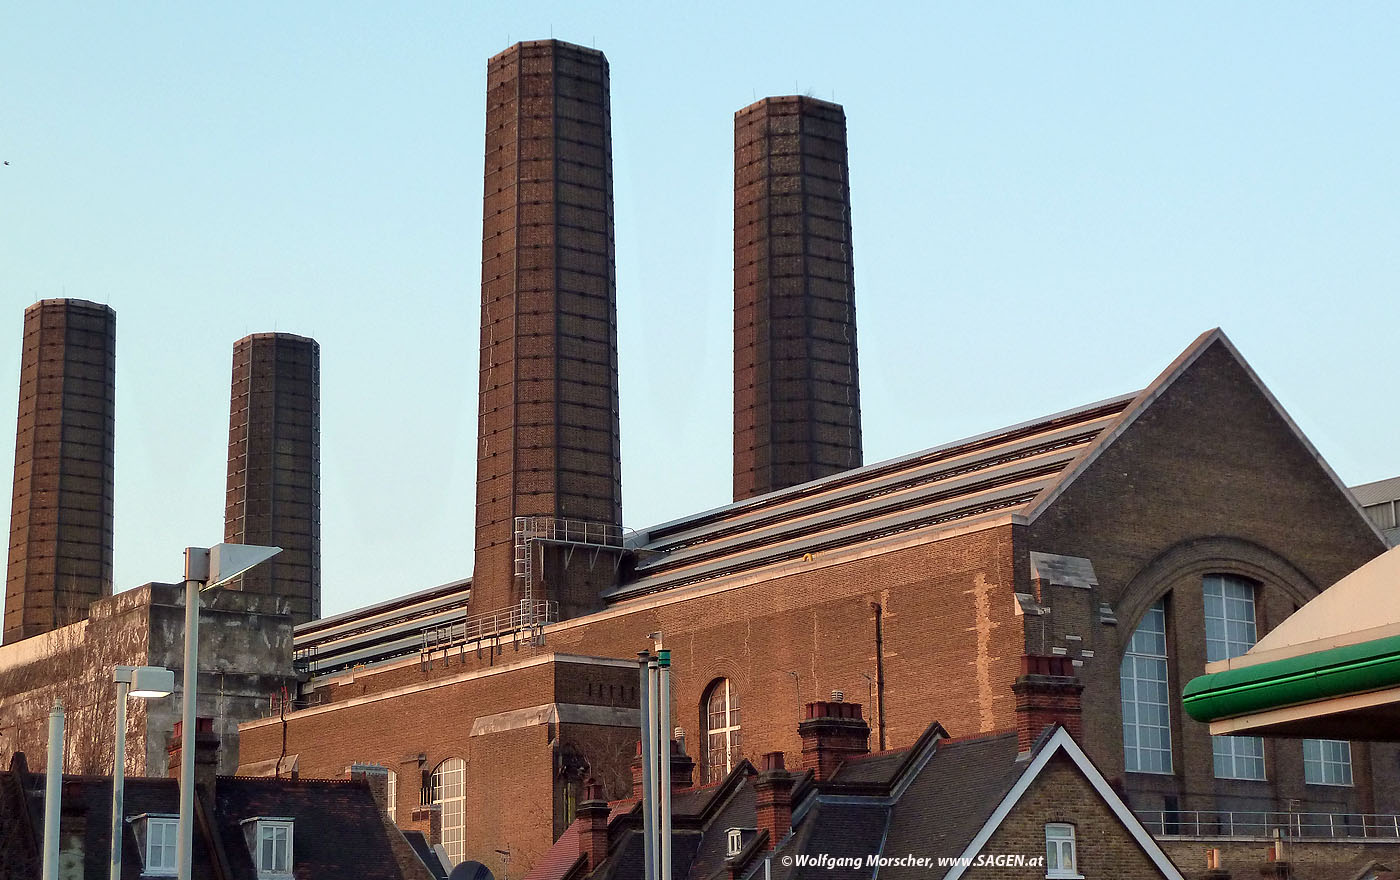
[577,780,611,871]
[473,40,623,621]
[4,299,116,644]
[798,700,870,781]
[1012,654,1084,751]
[753,752,794,851]
[733,96,862,502]
[223,333,320,623]
[168,717,220,792]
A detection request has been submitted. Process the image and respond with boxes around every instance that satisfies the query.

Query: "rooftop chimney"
[4,299,116,643]
[577,780,611,871]
[473,40,623,620]
[753,752,793,851]
[168,717,219,792]
[633,739,695,798]
[1012,655,1084,751]
[733,96,862,502]
[798,700,870,781]
[223,333,321,623]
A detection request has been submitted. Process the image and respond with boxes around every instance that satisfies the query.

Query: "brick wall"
[971,753,1169,879]
[733,96,861,501]
[474,40,622,620]
[4,299,116,643]
[1159,837,1400,880]
[1025,338,1394,817]
[224,332,321,623]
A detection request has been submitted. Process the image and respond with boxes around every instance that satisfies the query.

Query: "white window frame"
[431,757,467,865]
[1044,823,1082,879]
[142,815,179,876]
[704,678,742,784]
[1121,601,1173,774]
[239,817,294,879]
[1203,575,1266,781]
[1304,739,1354,787]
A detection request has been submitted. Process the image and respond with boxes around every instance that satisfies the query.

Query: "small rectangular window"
[1304,739,1353,786]
[146,817,179,875]
[242,818,294,878]
[1045,823,1080,878]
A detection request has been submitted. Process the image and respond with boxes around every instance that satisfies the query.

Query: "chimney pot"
[1012,654,1084,751]
[577,777,611,870]
[799,701,870,780]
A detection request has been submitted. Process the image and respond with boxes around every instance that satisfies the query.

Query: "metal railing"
[1138,810,1400,840]
[418,600,559,667]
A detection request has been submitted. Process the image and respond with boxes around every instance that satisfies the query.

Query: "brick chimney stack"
[633,739,696,797]
[4,299,116,644]
[798,700,870,781]
[733,96,862,502]
[753,752,793,851]
[473,40,623,622]
[1012,655,1084,751]
[224,333,321,623]
[577,780,611,870]
[167,717,220,791]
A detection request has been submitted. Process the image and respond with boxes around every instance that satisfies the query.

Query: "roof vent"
[830,690,844,702]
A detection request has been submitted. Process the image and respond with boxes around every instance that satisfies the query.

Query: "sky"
[1,3,1396,618]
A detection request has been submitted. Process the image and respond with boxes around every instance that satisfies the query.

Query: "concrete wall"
[0,583,296,777]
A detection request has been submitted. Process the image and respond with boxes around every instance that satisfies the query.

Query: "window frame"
[1044,823,1082,880]
[1120,600,1173,775]
[430,757,467,865]
[239,817,294,879]
[703,678,742,784]
[138,814,179,876]
[1303,738,1354,787]
[1202,575,1266,781]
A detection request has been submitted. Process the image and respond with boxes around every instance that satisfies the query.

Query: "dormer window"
[130,814,179,876]
[241,817,294,878]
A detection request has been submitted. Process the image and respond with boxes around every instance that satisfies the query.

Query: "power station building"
[1,36,1395,880]
[238,39,1397,880]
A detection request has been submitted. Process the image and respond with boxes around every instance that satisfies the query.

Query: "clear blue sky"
[2,3,1396,617]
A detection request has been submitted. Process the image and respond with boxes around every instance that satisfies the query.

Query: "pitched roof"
[3,764,428,880]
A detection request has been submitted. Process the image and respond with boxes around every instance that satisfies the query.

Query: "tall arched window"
[1121,600,1172,774]
[1203,574,1266,780]
[703,679,741,784]
[430,757,466,865]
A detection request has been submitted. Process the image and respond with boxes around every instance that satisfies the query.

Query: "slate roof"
[1,755,430,880]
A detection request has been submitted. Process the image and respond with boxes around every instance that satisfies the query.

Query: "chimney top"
[1012,654,1084,751]
[761,752,785,773]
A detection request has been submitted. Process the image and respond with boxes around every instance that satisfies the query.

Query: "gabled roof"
[608,327,1382,601]
[772,725,1183,880]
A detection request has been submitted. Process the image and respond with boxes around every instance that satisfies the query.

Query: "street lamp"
[175,543,280,880]
[110,665,174,880]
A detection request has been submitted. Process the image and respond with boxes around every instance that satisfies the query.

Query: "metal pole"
[42,700,64,880]
[648,656,661,880]
[658,650,672,880]
[110,679,130,880]
[177,579,200,880]
[638,652,656,880]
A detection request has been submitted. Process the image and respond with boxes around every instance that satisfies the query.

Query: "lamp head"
[116,665,175,699]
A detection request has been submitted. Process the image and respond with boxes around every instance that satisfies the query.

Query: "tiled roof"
[6,766,426,880]
[1351,475,1400,507]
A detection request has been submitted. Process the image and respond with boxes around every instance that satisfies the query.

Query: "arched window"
[703,678,741,784]
[1120,600,1172,774]
[1203,575,1265,780]
[430,757,466,865]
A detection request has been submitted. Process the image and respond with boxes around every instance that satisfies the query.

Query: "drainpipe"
[871,603,887,751]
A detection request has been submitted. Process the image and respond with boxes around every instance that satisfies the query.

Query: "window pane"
[1122,602,1172,774]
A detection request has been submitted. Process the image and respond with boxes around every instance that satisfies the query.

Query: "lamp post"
[111,665,174,880]
[175,543,280,880]
[41,700,63,880]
